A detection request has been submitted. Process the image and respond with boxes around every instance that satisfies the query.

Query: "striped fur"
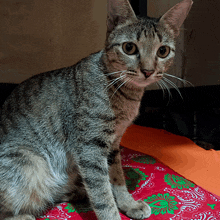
[0,0,192,219]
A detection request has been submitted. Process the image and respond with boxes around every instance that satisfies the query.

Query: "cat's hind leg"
[0,146,66,220]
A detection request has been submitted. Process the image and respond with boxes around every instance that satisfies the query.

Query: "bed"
[36,125,220,220]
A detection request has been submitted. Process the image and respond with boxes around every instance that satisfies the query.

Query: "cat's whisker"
[126,77,133,85]
[163,73,194,87]
[109,77,123,82]
[125,71,138,76]
[125,77,135,86]
[105,74,126,91]
[156,82,166,99]
[160,79,172,104]
[110,77,128,98]
[105,70,126,76]
[160,80,172,98]
[122,77,132,89]
[163,77,183,99]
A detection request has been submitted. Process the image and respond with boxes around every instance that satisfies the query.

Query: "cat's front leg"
[109,148,151,219]
[74,145,121,220]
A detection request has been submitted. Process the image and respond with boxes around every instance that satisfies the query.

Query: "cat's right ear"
[107,0,138,34]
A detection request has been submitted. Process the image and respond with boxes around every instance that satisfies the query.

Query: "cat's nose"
[141,69,154,78]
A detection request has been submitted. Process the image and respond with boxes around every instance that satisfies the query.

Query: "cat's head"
[104,0,193,88]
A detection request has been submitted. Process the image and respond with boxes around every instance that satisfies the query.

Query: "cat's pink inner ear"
[107,0,137,33]
[159,0,193,37]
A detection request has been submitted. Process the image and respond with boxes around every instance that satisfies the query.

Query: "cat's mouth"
[126,70,163,88]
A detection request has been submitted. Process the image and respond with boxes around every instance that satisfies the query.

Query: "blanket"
[36,130,220,219]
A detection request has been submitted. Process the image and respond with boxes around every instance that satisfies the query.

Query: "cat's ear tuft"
[159,0,193,37]
[107,0,138,34]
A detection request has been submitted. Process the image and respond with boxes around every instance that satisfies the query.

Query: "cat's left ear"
[159,0,193,37]
[107,0,138,34]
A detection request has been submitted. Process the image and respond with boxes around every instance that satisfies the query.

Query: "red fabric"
[37,147,220,220]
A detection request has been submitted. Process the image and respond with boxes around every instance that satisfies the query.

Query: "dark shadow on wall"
[130,0,148,17]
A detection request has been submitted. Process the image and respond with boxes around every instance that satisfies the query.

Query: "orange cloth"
[120,124,220,197]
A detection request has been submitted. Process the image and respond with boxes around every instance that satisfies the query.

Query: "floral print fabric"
[37,147,220,220]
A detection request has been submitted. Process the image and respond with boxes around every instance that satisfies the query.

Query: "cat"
[0,0,193,219]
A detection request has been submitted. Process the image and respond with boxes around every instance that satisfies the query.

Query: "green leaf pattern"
[124,168,149,191]
[164,173,195,189]
[64,203,92,214]
[132,155,156,164]
[144,193,178,216]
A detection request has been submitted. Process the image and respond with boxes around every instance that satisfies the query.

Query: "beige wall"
[1,0,220,87]
[147,0,180,17]
[0,0,107,83]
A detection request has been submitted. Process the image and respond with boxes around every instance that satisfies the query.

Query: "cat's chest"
[113,100,141,135]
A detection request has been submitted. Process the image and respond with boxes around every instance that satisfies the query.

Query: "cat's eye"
[157,46,170,58]
[122,42,138,55]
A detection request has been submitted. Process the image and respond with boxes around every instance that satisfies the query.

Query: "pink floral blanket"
[37,147,220,220]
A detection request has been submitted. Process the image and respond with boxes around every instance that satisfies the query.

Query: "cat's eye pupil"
[159,46,167,55]
[126,43,133,52]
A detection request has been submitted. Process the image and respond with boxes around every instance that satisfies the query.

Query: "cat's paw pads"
[126,200,151,219]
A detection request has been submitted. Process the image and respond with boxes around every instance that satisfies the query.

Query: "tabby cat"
[0,0,192,219]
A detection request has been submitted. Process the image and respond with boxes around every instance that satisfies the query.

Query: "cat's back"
[2,50,106,110]
[0,50,112,145]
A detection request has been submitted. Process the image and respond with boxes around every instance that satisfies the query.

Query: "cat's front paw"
[125,200,151,219]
